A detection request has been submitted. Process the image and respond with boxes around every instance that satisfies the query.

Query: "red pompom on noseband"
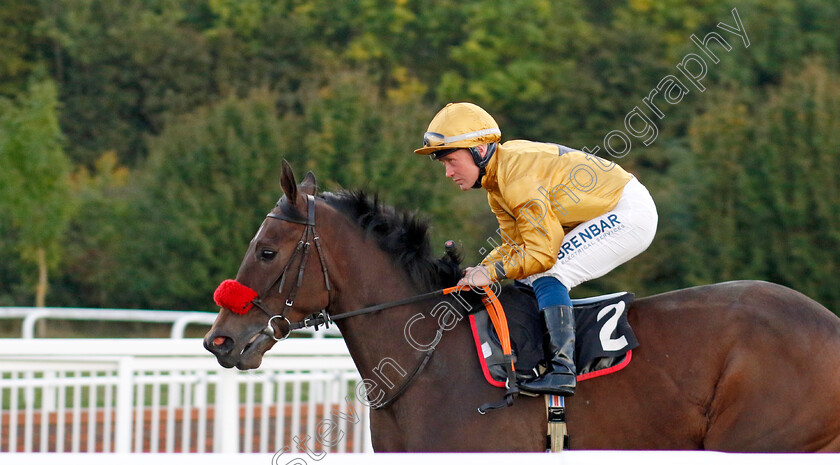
[214,279,258,314]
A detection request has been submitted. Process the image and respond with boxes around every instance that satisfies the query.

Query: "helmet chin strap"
[471,142,497,189]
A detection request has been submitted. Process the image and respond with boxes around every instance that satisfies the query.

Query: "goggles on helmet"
[422,128,501,149]
[423,132,448,148]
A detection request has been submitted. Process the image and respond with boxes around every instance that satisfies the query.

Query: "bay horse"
[204,161,840,452]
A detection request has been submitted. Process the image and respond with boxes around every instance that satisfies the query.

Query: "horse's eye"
[259,249,277,261]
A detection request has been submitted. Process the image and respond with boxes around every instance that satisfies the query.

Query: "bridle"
[248,194,333,341]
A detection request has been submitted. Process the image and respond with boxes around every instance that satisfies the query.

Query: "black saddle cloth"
[468,284,638,387]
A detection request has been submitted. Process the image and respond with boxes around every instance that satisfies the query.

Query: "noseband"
[251,194,333,341]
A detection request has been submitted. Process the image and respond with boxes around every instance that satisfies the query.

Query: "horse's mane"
[320,190,463,291]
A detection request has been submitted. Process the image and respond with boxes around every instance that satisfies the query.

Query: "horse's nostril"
[213,336,227,347]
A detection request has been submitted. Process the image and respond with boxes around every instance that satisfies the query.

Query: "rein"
[286,286,458,331]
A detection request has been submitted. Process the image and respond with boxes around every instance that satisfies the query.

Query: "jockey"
[415,102,658,396]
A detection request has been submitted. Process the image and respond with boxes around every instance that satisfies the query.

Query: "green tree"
[0,0,43,96]
[684,62,840,312]
[0,77,75,306]
[36,0,215,168]
[95,89,291,309]
[6,0,840,311]
[49,151,131,308]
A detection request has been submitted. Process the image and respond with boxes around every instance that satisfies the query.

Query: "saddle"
[468,284,638,390]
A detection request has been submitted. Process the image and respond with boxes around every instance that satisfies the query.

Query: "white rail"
[0,307,341,339]
[0,338,370,454]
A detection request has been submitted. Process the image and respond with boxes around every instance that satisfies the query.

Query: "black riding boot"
[519,305,577,396]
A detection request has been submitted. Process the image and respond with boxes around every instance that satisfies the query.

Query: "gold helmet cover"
[414,102,501,156]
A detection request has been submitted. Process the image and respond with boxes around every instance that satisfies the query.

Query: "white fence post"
[41,372,56,413]
[114,357,135,453]
[215,368,239,453]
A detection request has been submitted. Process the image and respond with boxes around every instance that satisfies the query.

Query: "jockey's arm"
[479,195,518,277]
[480,176,564,281]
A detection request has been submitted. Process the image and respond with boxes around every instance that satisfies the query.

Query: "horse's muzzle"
[204,327,276,370]
[203,334,236,368]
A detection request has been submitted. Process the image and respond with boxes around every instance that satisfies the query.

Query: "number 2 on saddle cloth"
[470,289,638,396]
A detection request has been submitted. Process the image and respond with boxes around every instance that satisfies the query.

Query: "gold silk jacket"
[479,140,633,281]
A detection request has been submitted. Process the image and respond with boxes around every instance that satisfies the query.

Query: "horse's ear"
[280,160,298,205]
[300,171,318,196]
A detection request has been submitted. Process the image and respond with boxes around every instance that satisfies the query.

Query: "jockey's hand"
[457,266,493,290]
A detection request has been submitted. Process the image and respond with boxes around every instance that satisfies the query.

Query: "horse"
[204,161,840,452]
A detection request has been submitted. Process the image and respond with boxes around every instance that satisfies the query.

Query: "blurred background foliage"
[1,0,839,314]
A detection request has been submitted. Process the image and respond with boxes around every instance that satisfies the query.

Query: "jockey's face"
[438,148,480,191]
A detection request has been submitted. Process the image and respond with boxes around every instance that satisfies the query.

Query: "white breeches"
[522,177,658,290]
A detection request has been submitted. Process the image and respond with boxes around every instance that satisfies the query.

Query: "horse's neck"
[326,236,439,384]
[335,301,436,382]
